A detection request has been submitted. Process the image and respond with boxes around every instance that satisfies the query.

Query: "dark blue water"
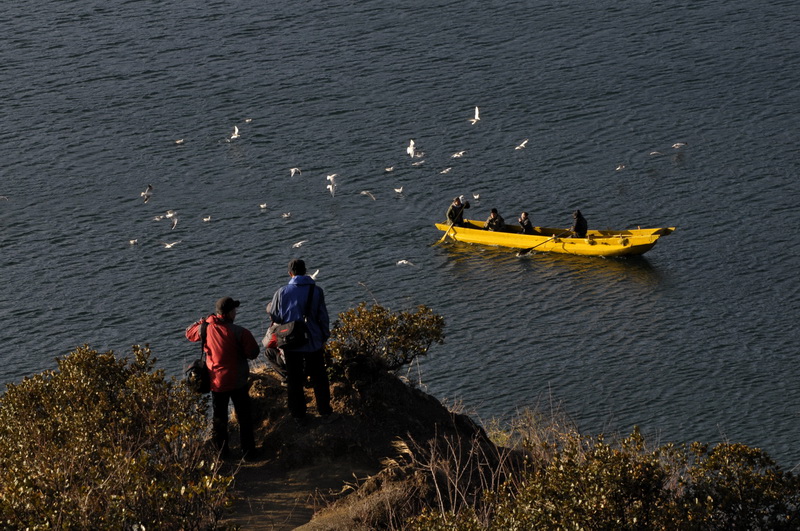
[2,1,799,466]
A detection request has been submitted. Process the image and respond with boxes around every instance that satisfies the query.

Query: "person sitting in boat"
[446,196,470,227]
[518,212,535,234]
[570,209,588,238]
[485,208,506,231]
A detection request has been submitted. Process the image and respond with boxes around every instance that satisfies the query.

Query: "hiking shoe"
[242,448,261,462]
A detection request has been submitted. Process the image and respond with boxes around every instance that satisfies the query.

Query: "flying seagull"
[292,240,307,248]
[259,203,268,209]
[407,139,415,158]
[397,259,417,266]
[451,151,466,158]
[469,106,480,125]
[174,138,185,145]
[230,126,240,140]
[310,269,320,280]
[672,142,687,149]
[360,190,376,201]
[290,167,301,177]
[440,167,452,174]
[515,139,528,150]
[203,215,212,222]
[141,184,153,203]
[385,166,395,172]
[394,186,404,194]
[128,239,138,245]
[162,241,181,248]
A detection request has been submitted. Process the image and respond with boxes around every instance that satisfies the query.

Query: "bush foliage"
[0,345,232,529]
[327,303,445,371]
[411,420,800,530]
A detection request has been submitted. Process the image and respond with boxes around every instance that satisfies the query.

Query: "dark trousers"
[285,349,332,418]
[211,386,255,454]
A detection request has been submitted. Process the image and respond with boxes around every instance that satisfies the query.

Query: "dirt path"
[221,460,379,530]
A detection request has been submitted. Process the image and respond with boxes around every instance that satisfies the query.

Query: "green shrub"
[327,303,445,371]
[0,345,232,529]
[411,421,800,530]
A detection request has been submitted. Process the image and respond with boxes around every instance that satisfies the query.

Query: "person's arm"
[185,318,204,342]
[316,288,331,342]
[241,329,261,360]
[267,289,283,323]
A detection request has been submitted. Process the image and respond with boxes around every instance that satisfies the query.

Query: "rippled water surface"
[2,1,799,465]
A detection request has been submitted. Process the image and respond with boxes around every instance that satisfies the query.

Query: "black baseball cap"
[216,297,240,314]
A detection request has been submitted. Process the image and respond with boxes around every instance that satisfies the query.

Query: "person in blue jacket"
[267,259,333,424]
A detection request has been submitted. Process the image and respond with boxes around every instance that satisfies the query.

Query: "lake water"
[2,0,799,467]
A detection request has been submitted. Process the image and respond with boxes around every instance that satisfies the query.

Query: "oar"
[516,229,571,256]
[434,203,466,245]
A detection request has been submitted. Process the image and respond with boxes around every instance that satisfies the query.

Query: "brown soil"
[216,358,494,530]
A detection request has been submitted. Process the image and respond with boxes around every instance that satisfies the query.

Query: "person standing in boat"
[485,208,506,231]
[518,212,535,234]
[571,209,588,238]
[446,196,470,227]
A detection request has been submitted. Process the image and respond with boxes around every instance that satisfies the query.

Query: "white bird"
[230,126,240,140]
[326,174,337,196]
[672,142,687,149]
[407,139,415,158]
[469,106,480,125]
[203,215,212,222]
[170,216,179,230]
[649,151,664,156]
[472,193,480,200]
[394,186,404,194]
[259,203,268,209]
[515,139,528,150]
[385,166,395,172]
[153,215,164,221]
[281,212,291,219]
[290,167,301,177]
[440,167,452,174]
[0,195,8,200]
[292,240,307,248]
[128,239,138,245]
[451,151,466,158]
[174,139,185,145]
[616,164,626,171]
[165,210,176,218]
[397,259,416,267]
[244,118,253,123]
[360,190,376,201]
[162,241,181,248]
[310,269,320,280]
[141,184,153,203]
[411,160,425,166]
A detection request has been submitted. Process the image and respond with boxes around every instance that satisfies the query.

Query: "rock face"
[239,355,504,529]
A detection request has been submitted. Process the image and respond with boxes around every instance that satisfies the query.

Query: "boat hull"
[435,220,675,257]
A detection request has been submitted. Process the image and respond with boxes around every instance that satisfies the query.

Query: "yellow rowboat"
[435,219,676,257]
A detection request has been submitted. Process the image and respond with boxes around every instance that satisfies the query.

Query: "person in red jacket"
[186,296,260,459]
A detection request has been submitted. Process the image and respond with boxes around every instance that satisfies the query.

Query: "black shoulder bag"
[185,318,211,393]
[274,286,316,349]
